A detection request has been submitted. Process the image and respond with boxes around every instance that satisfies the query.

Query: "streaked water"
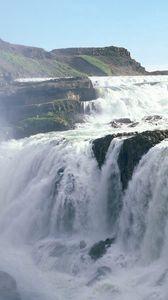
[0,76,168,300]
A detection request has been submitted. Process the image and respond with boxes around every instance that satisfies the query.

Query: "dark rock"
[110,121,121,128]
[0,77,96,107]
[0,77,97,139]
[89,237,115,260]
[92,131,135,168]
[143,115,162,122]
[118,130,168,190]
[110,118,133,128]
[111,118,132,125]
[92,130,168,191]
[0,271,21,300]
[92,134,115,168]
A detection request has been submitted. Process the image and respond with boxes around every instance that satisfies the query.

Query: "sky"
[0,0,168,71]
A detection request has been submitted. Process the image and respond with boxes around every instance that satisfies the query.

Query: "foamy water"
[0,76,168,300]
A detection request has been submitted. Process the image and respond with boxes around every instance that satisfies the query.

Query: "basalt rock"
[92,131,134,168]
[89,238,115,260]
[118,130,168,190]
[0,77,96,139]
[92,134,115,168]
[92,130,168,190]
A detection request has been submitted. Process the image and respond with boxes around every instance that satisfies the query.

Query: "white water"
[1,76,168,299]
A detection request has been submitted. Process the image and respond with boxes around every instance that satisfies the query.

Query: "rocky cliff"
[0,77,96,139]
[0,39,147,81]
[52,46,147,76]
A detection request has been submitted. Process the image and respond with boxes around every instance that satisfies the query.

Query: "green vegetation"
[80,55,112,75]
[0,51,84,77]
[13,99,83,138]
[15,115,71,138]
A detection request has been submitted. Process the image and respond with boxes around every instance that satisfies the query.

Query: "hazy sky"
[0,0,168,70]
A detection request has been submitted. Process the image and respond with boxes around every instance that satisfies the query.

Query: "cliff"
[0,39,147,81]
[0,77,96,139]
[51,46,147,76]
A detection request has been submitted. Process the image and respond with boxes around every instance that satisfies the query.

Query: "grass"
[0,51,84,77]
[79,55,112,75]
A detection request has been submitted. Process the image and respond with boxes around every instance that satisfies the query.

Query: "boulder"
[118,130,168,190]
[110,118,133,128]
[92,130,168,190]
[89,238,115,260]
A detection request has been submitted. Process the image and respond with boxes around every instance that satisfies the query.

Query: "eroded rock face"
[0,77,97,139]
[92,130,168,190]
[92,132,134,168]
[92,134,115,168]
[118,130,168,190]
[0,77,96,107]
[0,271,21,300]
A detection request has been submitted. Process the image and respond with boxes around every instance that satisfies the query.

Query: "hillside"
[0,39,147,81]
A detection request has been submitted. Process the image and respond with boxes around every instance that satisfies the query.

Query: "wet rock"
[115,118,132,124]
[118,130,168,190]
[0,271,21,300]
[89,237,115,260]
[110,118,133,128]
[0,77,97,139]
[110,121,121,128]
[92,134,116,168]
[93,129,168,190]
[143,115,162,122]
[92,132,134,168]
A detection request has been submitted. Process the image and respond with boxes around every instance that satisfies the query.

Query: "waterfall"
[1,75,168,300]
[119,140,168,263]
[84,76,168,133]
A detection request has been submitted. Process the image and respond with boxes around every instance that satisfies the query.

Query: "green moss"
[80,55,112,75]
[15,115,72,138]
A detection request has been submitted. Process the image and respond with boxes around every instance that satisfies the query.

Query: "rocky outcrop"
[0,77,96,139]
[52,46,147,76]
[0,77,96,106]
[0,271,21,300]
[92,130,168,190]
[118,130,168,190]
[88,238,115,260]
[3,99,84,139]
[92,135,115,168]
[92,131,134,168]
[0,38,147,79]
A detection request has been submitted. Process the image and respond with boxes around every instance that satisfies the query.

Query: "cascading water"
[1,76,168,300]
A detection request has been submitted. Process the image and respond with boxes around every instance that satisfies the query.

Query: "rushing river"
[1,76,168,300]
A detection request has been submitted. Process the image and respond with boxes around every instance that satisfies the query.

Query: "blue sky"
[0,0,168,70]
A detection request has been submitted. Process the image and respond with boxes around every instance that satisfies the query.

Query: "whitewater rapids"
[0,76,168,300]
